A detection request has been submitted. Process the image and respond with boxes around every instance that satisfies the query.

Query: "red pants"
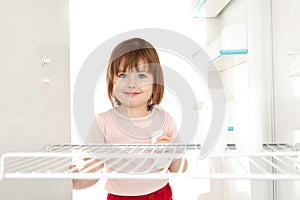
[107,183,172,200]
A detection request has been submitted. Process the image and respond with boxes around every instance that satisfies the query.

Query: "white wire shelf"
[209,143,300,180]
[1,144,300,180]
[0,144,198,180]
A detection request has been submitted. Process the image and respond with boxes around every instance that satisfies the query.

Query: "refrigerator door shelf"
[192,0,232,18]
[208,49,248,72]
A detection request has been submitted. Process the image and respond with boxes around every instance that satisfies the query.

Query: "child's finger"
[156,135,171,143]
[69,165,80,173]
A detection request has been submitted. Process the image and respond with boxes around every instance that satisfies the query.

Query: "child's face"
[112,63,154,110]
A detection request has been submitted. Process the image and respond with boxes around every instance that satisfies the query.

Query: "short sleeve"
[85,114,106,144]
[165,113,181,143]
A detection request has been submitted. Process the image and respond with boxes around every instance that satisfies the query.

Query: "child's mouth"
[124,92,140,96]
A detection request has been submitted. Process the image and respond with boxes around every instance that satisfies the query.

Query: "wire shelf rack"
[1,143,300,180]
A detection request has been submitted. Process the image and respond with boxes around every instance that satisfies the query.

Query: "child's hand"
[71,158,104,190]
[153,135,173,169]
[77,158,104,173]
[155,135,171,144]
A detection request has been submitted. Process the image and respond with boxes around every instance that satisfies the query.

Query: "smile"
[124,92,140,96]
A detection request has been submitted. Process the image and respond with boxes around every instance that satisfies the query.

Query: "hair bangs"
[114,49,156,75]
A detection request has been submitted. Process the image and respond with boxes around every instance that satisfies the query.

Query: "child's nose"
[127,76,136,88]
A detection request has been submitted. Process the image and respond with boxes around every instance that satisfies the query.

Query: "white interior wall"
[272,0,300,145]
[0,0,71,199]
[272,0,300,199]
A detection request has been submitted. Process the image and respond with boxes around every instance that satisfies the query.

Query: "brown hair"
[106,38,164,110]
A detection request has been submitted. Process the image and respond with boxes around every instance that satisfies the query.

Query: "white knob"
[41,55,51,67]
[42,78,51,86]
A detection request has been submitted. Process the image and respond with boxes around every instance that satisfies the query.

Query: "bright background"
[69,0,211,199]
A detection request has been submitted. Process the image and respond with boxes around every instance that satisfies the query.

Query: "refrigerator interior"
[1,0,300,200]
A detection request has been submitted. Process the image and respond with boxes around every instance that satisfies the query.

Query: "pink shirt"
[86,106,180,196]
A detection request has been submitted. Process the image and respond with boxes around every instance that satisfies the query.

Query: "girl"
[73,38,188,200]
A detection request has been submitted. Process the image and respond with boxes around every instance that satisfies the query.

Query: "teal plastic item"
[220,49,248,55]
[191,0,208,17]
[227,126,234,131]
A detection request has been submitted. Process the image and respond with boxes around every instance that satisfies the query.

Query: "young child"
[72,38,188,199]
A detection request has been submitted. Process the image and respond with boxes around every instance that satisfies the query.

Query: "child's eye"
[118,73,127,78]
[137,73,147,79]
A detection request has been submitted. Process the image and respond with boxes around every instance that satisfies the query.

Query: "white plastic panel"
[0,0,71,199]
